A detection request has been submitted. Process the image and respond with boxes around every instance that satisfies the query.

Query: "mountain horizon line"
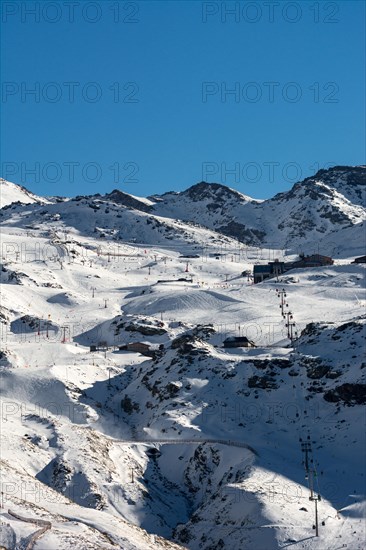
[1,164,366,204]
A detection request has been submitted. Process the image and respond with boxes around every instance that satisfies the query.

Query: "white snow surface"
[0,179,51,208]
[0,175,365,549]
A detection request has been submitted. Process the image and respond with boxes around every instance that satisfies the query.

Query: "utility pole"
[104,299,108,309]
[61,326,68,343]
[276,288,288,316]
[92,287,96,298]
[300,436,322,537]
[308,464,321,536]
[300,437,312,476]
[46,315,51,339]
[131,468,135,483]
[284,311,297,341]
[185,262,189,273]
[310,492,321,536]
[291,322,298,342]
[273,261,281,282]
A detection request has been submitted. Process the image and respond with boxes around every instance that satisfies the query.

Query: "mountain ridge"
[1,165,365,256]
[1,165,365,549]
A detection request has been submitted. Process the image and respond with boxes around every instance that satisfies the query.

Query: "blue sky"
[1,0,365,199]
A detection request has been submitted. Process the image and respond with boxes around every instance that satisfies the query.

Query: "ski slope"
[0,177,365,549]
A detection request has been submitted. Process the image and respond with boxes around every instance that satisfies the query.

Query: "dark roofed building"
[352,255,366,264]
[126,342,151,354]
[223,336,256,348]
[125,341,163,357]
[291,254,333,269]
[253,259,288,284]
[89,341,108,352]
[253,254,334,283]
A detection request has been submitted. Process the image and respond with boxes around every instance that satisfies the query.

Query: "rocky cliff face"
[149,166,365,251]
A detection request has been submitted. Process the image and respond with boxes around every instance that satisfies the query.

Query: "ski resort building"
[119,342,163,357]
[223,336,256,348]
[253,259,288,284]
[253,255,334,284]
[126,342,152,355]
[290,254,334,269]
[352,255,366,264]
[89,341,108,352]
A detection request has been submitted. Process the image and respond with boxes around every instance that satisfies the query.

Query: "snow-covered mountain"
[2,165,364,255]
[149,166,366,254]
[0,178,51,208]
[0,184,238,253]
[0,168,365,549]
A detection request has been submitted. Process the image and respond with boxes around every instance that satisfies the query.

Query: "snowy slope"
[2,165,365,253]
[149,166,366,253]
[0,191,238,253]
[0,179,50,208]
[307,165,366,206]
[0,171,365,549]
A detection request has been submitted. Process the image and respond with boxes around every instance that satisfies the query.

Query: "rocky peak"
[104,189,152,212]
[182,181,246,203]
[302,166,366,206]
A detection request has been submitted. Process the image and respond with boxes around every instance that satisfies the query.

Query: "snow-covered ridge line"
[0,164,365,549]
[1,165,365,253]
[0,178,51,208]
